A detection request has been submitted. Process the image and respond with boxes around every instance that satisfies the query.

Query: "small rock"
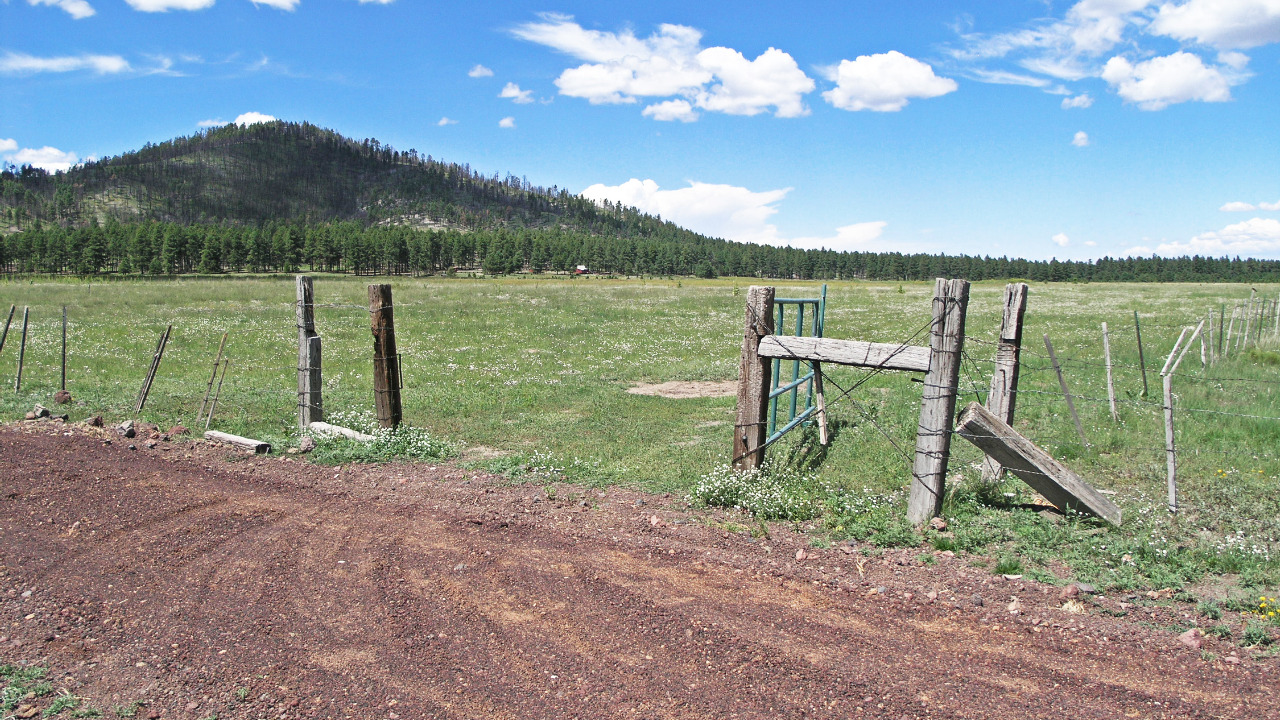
[85,415,104,427]
[167,425,188,436]
[299,436,317,453]
[1007,596,1022,614]
[53,390,72,405]
[926,590,939,602]
[971,594,984,607]
[32,404,51,418]
[15,704,38,719]
[127,444,136,451]
[929,517,948,531]
[144,440,158,449]
[287,447,300,454]
[1061,584,1080,600]
[185,701,200,711]
[1223,654,1241,665]
[795,548,808,562]
[648,515,665,528]
[24,411,36,421]
[634,498,646,507]
[117,420,136,438]
[1073,583,1098,595]
[1002,574,1023,581]
[1178,629,1203,650]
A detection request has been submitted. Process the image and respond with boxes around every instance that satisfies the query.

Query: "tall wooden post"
[733,286,775,471]
[199,332,228,426]
[296,276,323,428]
[13,307,29,392]
[0,304,14,356]
[369,284,402,428]
[908,278,969,526]
[135,325,172,415]
[981,282,1027,483]
[1102,322,1119,422]
[1207,309,1215,364]
[1133,311,1149,396]
[60,306,67,392]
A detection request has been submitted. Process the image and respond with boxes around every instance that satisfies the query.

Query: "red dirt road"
[0,424,1273,719]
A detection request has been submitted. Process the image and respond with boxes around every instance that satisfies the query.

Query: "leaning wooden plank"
[955,403,1122,525]
[204,430,272,454]
[757,335,931,373]
[308,421,374,442]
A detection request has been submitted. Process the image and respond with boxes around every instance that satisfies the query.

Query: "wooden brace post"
[733,286,775,470]
[981,282,1027,482]
[907,278,970,526]
[369,284,403,428]
[297,276,323,428]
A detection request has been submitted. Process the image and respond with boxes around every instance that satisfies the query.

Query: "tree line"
[4,218,1280,283]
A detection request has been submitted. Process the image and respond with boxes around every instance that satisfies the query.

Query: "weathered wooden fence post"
[0,305,14,357]
[369,284,402,428]
[733,286,775,471]
[60,306,67,392]
[1133,311,1149,396]
[198,332,228,427]
[296,276,323,428]
[1160,320,1203,513]
[1044,334,1089,448]
[13,307,29,392]
[1102,322,1119,422]
[981,282,1027,483]
[907,278,969,526]
[135,325,172,415]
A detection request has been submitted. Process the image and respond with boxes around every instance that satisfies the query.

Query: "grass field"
[2,274,1278,599]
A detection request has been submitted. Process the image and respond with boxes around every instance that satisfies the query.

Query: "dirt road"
[0,425,1272,719]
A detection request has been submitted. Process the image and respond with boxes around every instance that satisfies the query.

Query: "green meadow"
[2,275,1278,596]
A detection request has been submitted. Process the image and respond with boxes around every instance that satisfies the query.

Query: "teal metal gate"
[766,285,827,447]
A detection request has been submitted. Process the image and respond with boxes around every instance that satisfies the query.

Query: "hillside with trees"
[3,120,1278,282]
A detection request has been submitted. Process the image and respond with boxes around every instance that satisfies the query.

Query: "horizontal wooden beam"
[204,430,272,454]
[758,335,931,373]
[955,403,1122,525]
[309,421,374,442]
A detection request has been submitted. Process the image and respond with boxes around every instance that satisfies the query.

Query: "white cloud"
[437,117,457,126]
[952,0,1153,82]
[1101,51,1234,109]
[1128,217,1280,257]
[1150,0,1280,50]
[513,15,813,119]
[821,51,957,112]
[498,116,516,128]
[784,221,890,252]
[1084,240,1098,246]
[966,69,1053,87]
[642,99,698,122]
[694,47,813,117]
[197,118,228,128]
[582,178,789,244]
[4,145,80,172]
[499,82,535,103]
[1053,232,1072,247]
[579,178,897,252]
[1072,130,1091,146]
[28,0,96,19]
[1221,201,1257,211]
[1062,93,1094,108]
[124,0,214,10]
[468,64,494,78]
[234,111,276,126]
[251,0,299,9]
[1263,200,1280,211]
[0,51,130,75]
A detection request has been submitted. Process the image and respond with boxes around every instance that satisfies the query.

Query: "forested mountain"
[3,120,1279,282]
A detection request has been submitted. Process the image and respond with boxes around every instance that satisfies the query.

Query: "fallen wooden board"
[757,335,931,373]
[955,402,1122,525]
[308,421,374,442]
[204,430,272,454]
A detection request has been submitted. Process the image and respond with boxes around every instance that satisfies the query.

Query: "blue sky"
[4,0,1280,261]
